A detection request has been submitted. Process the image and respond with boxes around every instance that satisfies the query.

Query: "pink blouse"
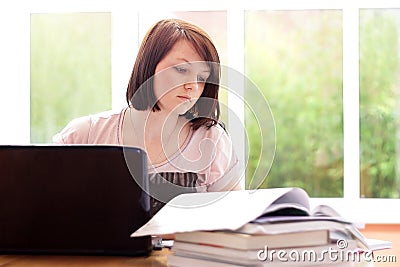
[52,108,241,193]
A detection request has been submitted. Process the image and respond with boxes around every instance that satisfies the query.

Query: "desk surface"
[0,249,172,267]
[0,249,376,267]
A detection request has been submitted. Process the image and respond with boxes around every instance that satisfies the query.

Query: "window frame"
[1,0,399,223]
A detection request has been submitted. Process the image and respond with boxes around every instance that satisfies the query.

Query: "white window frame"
[1,0,399,223]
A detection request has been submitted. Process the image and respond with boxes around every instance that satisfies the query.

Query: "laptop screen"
[0,145,152,256]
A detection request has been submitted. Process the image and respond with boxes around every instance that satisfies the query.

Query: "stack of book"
[169,229,345,266]
[130,187,392,267]
[168,218,386,266]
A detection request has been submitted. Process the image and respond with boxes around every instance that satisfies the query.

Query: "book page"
[131,187,308,237]
[265,187,311,213]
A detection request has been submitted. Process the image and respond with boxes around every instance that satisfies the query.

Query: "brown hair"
[126,18,221,130]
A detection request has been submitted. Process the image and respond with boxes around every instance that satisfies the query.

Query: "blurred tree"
[359,10,400,198]
[244,10,343,197]
[30,13,111,143]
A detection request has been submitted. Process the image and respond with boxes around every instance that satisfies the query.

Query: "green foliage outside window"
[245,9,400,198]
[244,11,343,197]
[30,13,111,143]
[359,10,400,198]
[29,10,400,198]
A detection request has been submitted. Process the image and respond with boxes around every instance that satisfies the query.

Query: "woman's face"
[153,40,210,115]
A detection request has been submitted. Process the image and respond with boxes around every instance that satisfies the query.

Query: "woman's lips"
[178,95,192,102]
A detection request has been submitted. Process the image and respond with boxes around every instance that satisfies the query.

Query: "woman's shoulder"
[53,108,125,144]
[66,109,123,131]
[90,109,123,120]
[52,115,91,144]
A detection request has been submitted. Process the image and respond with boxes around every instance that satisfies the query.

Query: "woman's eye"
[174,66,186,73]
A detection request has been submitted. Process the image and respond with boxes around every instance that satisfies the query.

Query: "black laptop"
[0,145,152,256]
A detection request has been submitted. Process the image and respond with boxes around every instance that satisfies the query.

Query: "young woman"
[53,18,242,214]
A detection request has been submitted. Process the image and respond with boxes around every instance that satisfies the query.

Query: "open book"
[131,187,391,251]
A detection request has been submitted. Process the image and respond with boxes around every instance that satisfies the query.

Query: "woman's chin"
[174,103,194,115]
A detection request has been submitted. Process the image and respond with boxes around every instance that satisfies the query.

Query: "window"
[30,12,111,143]
[2,1,399,223]
[244,10,343,197]
[359,9,400,199]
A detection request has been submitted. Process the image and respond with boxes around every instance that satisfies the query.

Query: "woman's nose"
[184,80,198,90]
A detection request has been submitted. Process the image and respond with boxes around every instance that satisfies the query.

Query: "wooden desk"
[0,249,376,267]
[0,249,173,267]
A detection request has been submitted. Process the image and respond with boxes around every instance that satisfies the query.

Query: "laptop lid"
[0,145,152,256]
